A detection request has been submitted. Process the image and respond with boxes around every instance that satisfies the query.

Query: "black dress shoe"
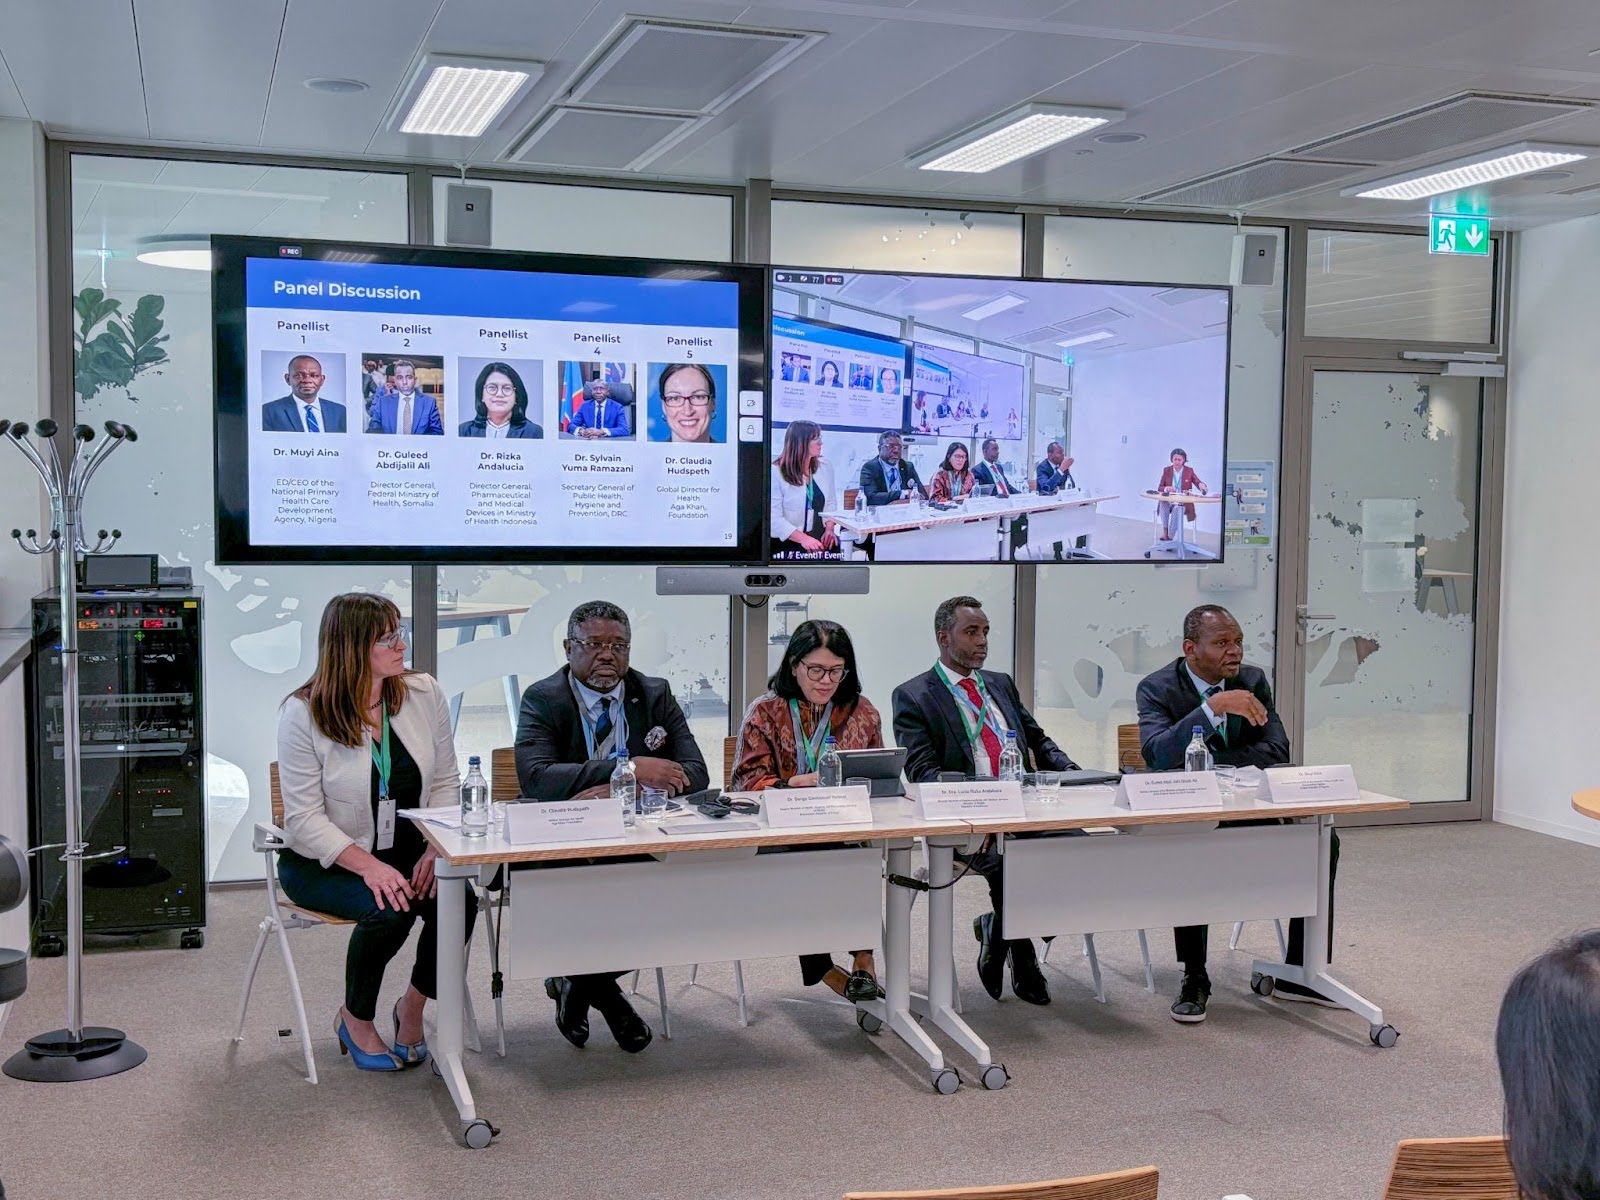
[1170,972,1210,1024]
[974,913,1005,1001]
[1008,940,1050,1006]
[844,969,885,1002]
[545,976,589,1048]
[1271,979,1339,1007]
[592,984,654,1054]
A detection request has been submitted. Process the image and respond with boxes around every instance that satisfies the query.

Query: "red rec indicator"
[141,619,165,629]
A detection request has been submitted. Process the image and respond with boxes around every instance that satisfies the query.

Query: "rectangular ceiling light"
[1343,141,1590,200]
[960,293,1027,322]
[914,103,1124,173]
[393,54,544,137]
[1056,330,1115,348]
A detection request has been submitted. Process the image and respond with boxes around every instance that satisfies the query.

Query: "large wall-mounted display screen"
[213,236,767,565]
[768,266,1231,566]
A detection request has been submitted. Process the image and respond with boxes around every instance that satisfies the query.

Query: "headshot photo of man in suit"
[261,353,347,433]
[366,358,444,435]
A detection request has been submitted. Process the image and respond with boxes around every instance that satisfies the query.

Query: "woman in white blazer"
[770,418,840,560]
[275,592,476,1072]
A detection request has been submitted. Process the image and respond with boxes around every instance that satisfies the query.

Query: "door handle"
[1295,605,1336,645]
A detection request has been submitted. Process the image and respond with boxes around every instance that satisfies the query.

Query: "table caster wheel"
[980,1064,1009,1091]
[180,929,204,950]
[1250,972,1275,997]
[1370,1023,1399,1049]
[462,1118,495,1149]
[932,1067,960,1095]
[856,1009,883,1034]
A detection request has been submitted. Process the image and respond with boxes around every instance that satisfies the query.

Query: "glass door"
[1293,366,1483,810]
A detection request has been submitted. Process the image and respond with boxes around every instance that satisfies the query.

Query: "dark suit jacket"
[514,666,709,800]
[858,456,925,506]
[367,392,444,435]
[1036,458,1075,495]
[1136,658,1289,771]
[458,417,544,438]
[893,667,1077,782]
[972,460,1019,495]
[262,395,347,433]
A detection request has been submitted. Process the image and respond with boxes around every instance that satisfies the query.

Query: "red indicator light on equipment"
[142,619,164,629]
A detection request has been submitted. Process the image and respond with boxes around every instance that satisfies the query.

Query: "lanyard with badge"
[370,703,396,851]
[788,699,834,773]
[940,664,1004,746]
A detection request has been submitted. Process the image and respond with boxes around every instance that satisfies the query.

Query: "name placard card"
[504,798,625,845]
[1260,764,1360,805]
[1115,771,1223,812]
[763,785,874,829]
[912,780,1026,821]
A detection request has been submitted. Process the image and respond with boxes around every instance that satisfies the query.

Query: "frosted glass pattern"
[771,201,1021,276]
[1301,371,1479,802]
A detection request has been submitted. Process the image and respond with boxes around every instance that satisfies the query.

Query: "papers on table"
[400,806,463,828]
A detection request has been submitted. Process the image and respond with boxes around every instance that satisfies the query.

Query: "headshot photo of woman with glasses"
[730,618,884,1001]
[648,361,725,443]
[458,360,544,439]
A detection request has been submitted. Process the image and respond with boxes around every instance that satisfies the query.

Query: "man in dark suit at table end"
[859,430,926,506]
[514,599,709,1054]
[892,595,1078,1006]
[1136,603,1336,1024]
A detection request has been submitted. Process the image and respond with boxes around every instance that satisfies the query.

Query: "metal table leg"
[869,841,955,1093]
[435,861,497,1146]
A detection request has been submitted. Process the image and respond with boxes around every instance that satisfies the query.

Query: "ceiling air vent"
[503,108,698,170]
[1289,93,1590,164]
[1138,158,1370,207]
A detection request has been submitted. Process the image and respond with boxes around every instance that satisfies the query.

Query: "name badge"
[1115,771,1223,812]
[1260,764,1360,804]
[375,798,396,851]
[505,798,626,845]
[763,785,874,829]
[912,780,1025,821]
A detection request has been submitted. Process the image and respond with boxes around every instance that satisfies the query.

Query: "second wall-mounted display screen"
[768,267,1231,566]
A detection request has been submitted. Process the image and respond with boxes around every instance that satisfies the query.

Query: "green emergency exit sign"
[1429,214,1490,256]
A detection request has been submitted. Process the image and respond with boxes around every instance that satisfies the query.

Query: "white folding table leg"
[1137,929,1155,993]
[687,964,698,986]
[733,961,749,1027]
[234,917,272,1044]
[631,969,645,993]
[654,967,672,1040]
[1275,919,1288,958]
[1229,920,1244,950]
[1083,933,1105,1003]
[874,841,951,1090]
[434,862,493,1146]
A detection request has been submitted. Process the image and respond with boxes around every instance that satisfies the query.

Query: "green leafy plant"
[73,288,170,403]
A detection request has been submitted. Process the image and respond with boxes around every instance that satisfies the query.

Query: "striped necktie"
[592,697,616,759]
[1204,685,1227,745]
[303,404,319,433]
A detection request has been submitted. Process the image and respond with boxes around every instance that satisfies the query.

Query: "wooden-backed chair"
[844,1165,1159,1200]
[1380,1136,1516,1200]
[233,762,480,1082]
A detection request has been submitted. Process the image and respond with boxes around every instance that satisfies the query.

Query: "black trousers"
[1175,824,1340,973]
[278,848,478,1022]
[960,830,1084,950]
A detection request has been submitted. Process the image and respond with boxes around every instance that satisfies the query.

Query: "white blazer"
[275,673,459,868]
[770,460,836,542]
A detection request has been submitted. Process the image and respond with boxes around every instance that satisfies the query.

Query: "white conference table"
[1140,490,1223,560]
[419,783,1406,1148]
[824,491,1116,561]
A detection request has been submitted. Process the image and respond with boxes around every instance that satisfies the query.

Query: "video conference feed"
[214,238,763,564]
[768,268,1231,565]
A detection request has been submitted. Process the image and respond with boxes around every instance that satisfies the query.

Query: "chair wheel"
[932,1068,960,1095]
[856,1010,883,1034]
[180,929,204,950]
[1250,972,1275,997]
[1370,1023,1399,1049]
[980,1064,1009,1091]
[429,1058,441,1078]
[462,1118,495,1149]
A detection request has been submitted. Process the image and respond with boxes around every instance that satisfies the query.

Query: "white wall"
[0,118,49,627]
[1496,211,1600,844]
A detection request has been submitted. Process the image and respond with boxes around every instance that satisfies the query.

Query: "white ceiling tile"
[0,53,29,119]
[1178,0,1516,60]
[135,0,288,144]
[1053,0,1242,33]
[3,0,148,137]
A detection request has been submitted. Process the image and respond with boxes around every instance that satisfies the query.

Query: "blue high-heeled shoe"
[391,1000,428,1066]
[336,1015,403,1071]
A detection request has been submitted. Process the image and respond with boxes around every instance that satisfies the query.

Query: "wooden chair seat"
[279,902,352,926]
[1381,1136,1516,1200]
[845,1165,1158,1200]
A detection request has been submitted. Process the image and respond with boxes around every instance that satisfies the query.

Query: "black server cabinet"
[27,590,206,953]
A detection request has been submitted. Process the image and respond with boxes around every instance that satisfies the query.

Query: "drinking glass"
[639,786,669,822]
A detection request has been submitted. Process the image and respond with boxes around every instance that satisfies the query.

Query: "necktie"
[995,468,1008,497]
[886,464,899,493]
[1204,685,1228,745]
[592,697,616,759]
[400,396,412,434]
[303,404,319,433]
[958,678,1002,775]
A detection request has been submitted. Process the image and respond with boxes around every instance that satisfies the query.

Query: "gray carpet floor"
[1,820,1591,1200]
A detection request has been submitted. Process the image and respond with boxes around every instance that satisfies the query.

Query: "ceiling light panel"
[391,54,544,138]
[1345,142,1591,200]
[916,104,1124,174]
[1056,330,1116,348]
[960,293,1027,321]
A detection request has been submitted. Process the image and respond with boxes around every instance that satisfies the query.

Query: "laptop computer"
[835,747,908,797]
[1056,768,1121,787]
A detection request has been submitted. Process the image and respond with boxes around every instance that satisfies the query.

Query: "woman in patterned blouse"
[731,619,883,1002]
[928,440,975,503]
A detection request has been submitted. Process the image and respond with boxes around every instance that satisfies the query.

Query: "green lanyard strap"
[369,703,392,800]
[788,699,834,773]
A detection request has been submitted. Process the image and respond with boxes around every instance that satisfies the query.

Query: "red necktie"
[958,677,1002,775]
[995,470,1008,497]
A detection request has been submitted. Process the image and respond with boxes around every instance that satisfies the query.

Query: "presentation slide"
[214,238,766,564]
[767,266,1231,566]
[771,313,909,432]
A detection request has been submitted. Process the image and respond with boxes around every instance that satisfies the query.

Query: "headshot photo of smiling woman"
[648,361,727,444]
[457,359,544,439]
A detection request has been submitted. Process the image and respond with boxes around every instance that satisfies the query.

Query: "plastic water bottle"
[611,752,638,827]
[460,756,490,838]
[1185,726,1213,773]
[818,736,842,787]
[998,730,1023,782]
[854,490,867,522]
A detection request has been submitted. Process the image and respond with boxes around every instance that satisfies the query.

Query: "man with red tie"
[892,596,1079,1006]
[972,437,1029,556]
